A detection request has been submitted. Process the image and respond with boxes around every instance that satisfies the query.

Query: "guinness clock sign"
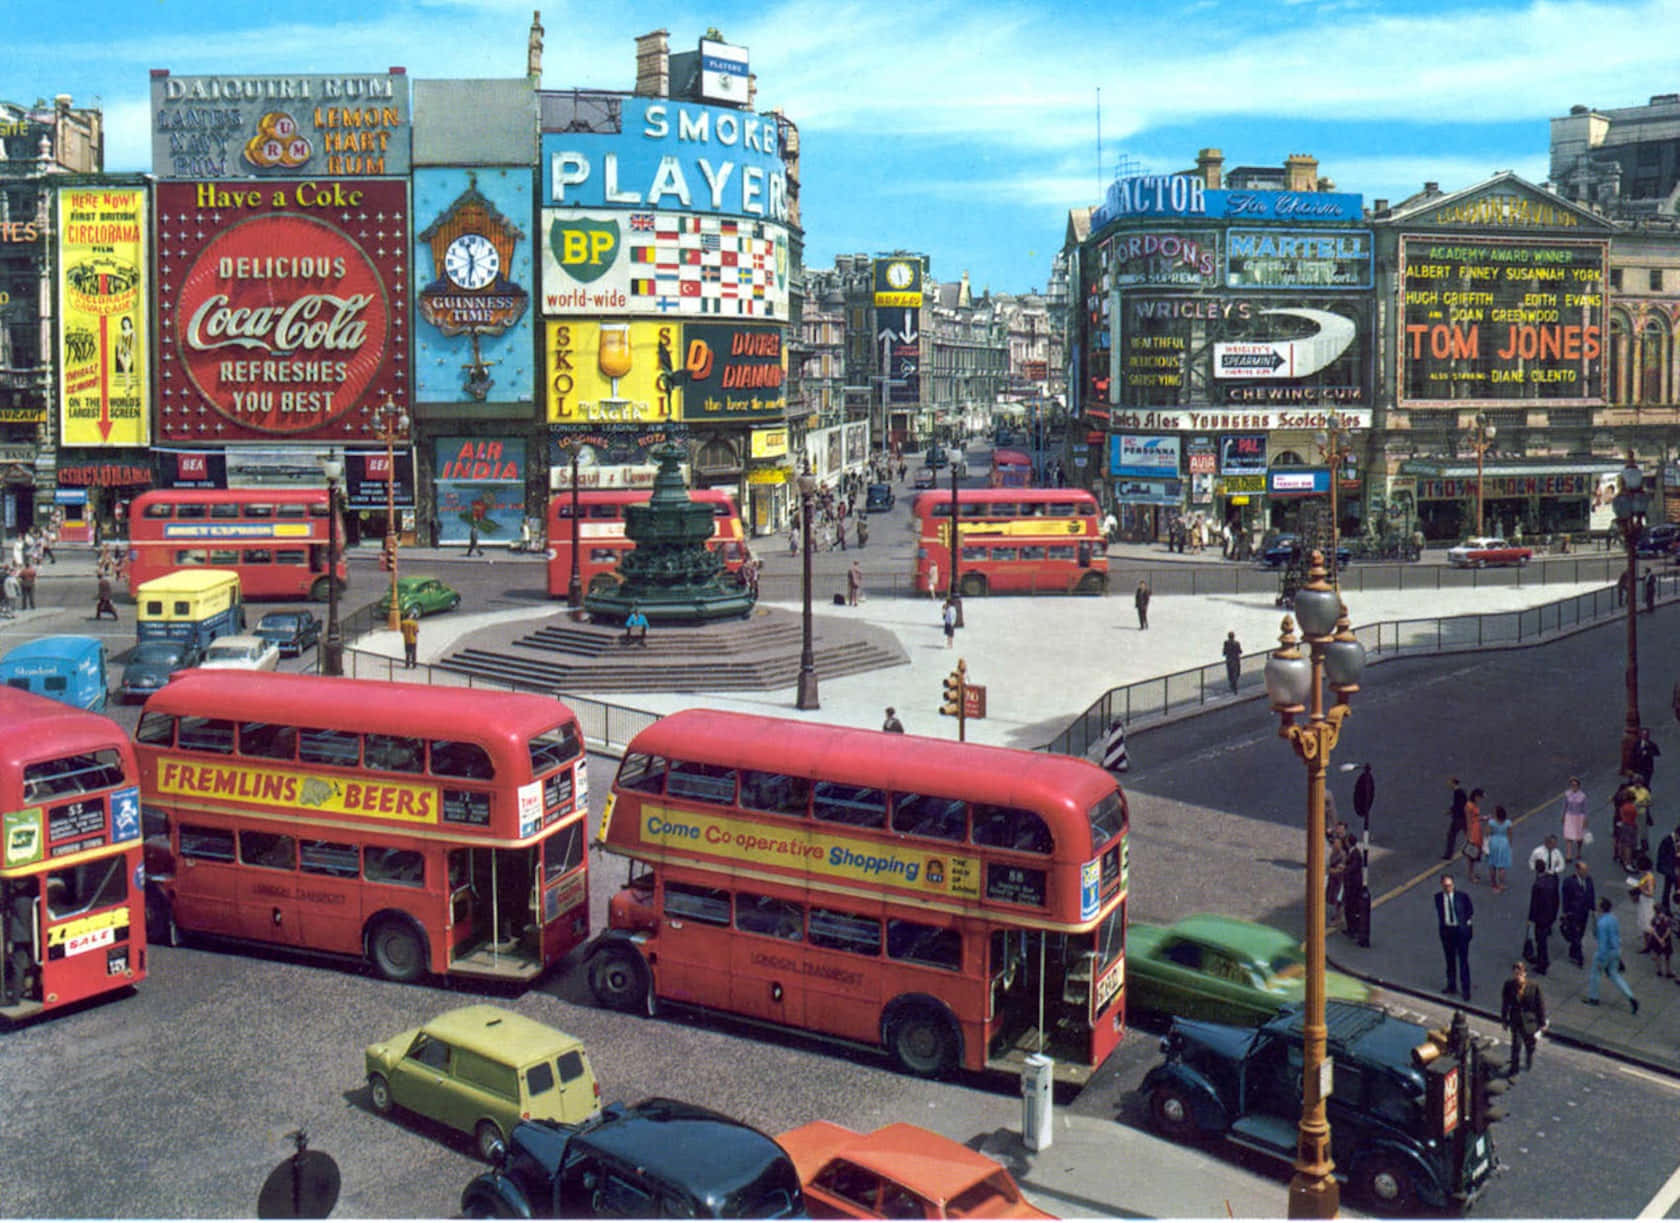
[417,175,529,400]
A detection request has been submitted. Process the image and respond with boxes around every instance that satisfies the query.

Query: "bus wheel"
[310,577,331,603]
[588,946,647,1012]
[888,1005,958,1077]
[959,573,987,598]
[144,890,176,947]
[1076,572,1106,595]
[368,916,428,983]
[474,1119,505,1162]
[367,1072,393,1115]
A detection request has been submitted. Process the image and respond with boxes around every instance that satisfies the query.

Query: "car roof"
[258,610,304,620]
[422,1005,583,1061]
[778,1121,1004,1204]
[581,1099,793,1201]
[1153,914,1301,959]
[208,634,265,650]
[1269,1001,1424,1071]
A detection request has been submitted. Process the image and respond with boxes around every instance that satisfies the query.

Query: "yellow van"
[135,569,245,651]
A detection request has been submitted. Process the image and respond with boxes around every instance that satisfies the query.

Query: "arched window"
[1271,451,1306,467]
[1641,316,1669,404]
[1608,312,1631,404]
[694,438,740,475]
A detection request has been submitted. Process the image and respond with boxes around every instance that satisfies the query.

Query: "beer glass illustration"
[598,323,633,400]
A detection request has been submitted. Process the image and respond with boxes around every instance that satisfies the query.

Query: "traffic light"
[940,666,964,717]
[1468,1044,1507,1131]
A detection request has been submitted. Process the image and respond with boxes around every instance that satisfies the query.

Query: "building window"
[1611,268,1624,291]
[1652,269,1665,293]
[1641,317,1669,403]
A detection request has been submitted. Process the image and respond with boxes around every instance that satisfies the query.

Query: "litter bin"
[1021,1053,1054,1152]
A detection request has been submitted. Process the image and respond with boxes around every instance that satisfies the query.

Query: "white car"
[199,634,281,672]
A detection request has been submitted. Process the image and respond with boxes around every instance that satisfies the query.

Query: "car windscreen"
[133,642,185,664]
[259,615,298,630]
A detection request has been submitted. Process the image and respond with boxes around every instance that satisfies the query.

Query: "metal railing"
[1041,573,1675,760]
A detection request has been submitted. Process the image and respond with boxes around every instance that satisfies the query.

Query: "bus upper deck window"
[247,504,275,519]
[666,760,737,805]
[615,753,667,795]
[891,793,966,842]
[209,503,240,519]
[176,504,208,520]
[429,739,493,780]
[812,782,886,829]
[135,712,176,746]
[739,770,811,818]
[971,804,1053,854]
[142,503,174,519]
[277,504,307,519]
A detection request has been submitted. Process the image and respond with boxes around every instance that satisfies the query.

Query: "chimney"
[527,12,544,82]
[1284,153,1318,192]
[634,29,670,98]
[1373,198,1388,213]
[1424,181,1440,194]
[1195,147,1223,190]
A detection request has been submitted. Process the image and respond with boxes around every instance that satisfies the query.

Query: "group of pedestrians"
[0,522,57,617]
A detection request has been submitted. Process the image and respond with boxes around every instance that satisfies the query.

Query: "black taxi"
[1138,1001,1498,1215]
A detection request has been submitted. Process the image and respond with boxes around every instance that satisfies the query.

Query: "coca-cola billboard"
[156,180,408,442]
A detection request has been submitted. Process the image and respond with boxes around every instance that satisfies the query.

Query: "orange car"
[777,1121,1055,1219]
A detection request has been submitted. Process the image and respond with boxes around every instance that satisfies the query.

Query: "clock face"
[886,260,915,290]
[444,233,500,290]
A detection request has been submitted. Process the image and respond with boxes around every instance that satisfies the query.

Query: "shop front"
[746,426,792,537]
[1401,459,1621,541]
[53,456,152,544]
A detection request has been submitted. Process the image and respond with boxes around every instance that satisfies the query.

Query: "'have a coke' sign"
[158,180,407,442]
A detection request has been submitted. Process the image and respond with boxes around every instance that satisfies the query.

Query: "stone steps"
[438,639,904,693]
[515,620,805,658]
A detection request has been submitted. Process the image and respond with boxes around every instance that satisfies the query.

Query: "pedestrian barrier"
[1041,572,1679,760]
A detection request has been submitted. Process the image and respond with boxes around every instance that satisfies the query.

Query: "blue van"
[0,635,111,711]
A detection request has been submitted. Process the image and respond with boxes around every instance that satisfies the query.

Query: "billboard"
[679,323,786,422]
[414,167,533,406]
[541,210,789,318]
[541,98,788,223]
[875,307,921,404]
[1092,176,1363,228]
[57,186,150,446]
[1398,235,1606,406]
[546,320,682,424]
[150,71,410,180]
[1111,231,1219,288]
[1109,434,1181,477]
[433,437,525,546]
[1225,228,1371,289]
[699,39,750,104]
[155,179,409,443]
[1220,434,1268,476]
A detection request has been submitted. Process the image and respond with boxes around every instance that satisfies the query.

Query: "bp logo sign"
[549,217,620,283]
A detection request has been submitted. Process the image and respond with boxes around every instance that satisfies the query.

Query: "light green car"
[375,576,461,619]
[364,1005,600,1160]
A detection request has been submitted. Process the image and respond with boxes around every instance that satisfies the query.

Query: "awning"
[1399,458,1620,480]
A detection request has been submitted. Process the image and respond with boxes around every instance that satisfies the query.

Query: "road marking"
[1637,1160,1680,1219]
[1371,789,1563,908]
[1619,1064,1680,1092]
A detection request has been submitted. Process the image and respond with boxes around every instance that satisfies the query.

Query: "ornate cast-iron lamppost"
[1264,553,1367,1220]
[1313,412,1357,592]
[317,454,345,676]
[1466,413,1497,537]
[796,470,820,710]
[1613,454,1648,774]
[370,395,410,632]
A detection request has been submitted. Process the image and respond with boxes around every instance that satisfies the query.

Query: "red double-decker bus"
[588,710,1128,1082]
[989,447,1034,488]
[912,488,1108,597]
[1,687,146,1020]
[545,489,749,598]
[134,672,590,984]
[127,488,348,602]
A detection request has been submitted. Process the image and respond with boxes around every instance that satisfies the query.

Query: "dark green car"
[1127,914,1373,1027]
[377,576,462,619]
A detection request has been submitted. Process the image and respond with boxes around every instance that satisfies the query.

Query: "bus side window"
[739,770,811,818]
[176,504,208,520]
[886,919,963,971]
[179,824,235,863]
[663,881,730,926]
[209,503,241,519]
[174,550,208,566]
[365,846,425,887]
[808,908,881,956]
[735,892,803,941]
[891,793,966,842]
[615,753,667,795]
[177,717,236,755]
[242,550,273,566]
[239,721,298,761]
[429,739,494,780]
[971,804,1054,854]
[299,839,360,879]
[142,503,174,519]
[812,782,886,829]
[665,760,737,805]
[366,734,424,774]
[240,830,296,871]
[299,728,362,768]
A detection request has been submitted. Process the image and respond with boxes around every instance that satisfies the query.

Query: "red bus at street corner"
[546,489,749,598]
[127,488,349,602]
[1,687,146,1021]
[989,447,1034,489]
[911,489,1108,597]
[588,710,1128,1081]
[133,672,589,984]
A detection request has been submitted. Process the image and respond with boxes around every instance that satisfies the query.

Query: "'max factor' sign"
[1092,175,1363,229]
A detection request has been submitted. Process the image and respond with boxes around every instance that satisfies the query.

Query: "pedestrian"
[0,568,12,618]
[38,527,54,564]
[1561,776,1589,862]
[1585,896,1638,1013]
[623,604,649,648]
[1101,717,1130,775]
[882,707,905,734]
[1648,903,1674,978]
[941,597,957,648]
[1528,833,1565,878]
[847,561,863,607]
[1500,961,1547,1080]
[400,611,419,669]
[1617,567,1632,607]
[856,516,869,549]
[1443,775,1469,860]
[1561,859,1596,967]
[1627,853,1656,946]
[1464,788,1486,884]
[1341,832,1369,945]
[465,517,483,557]
[1632,727,1661,786]
[16,561,34,611]
[1614,778,1640,871]
[94,573,117,620]
[1658,822,1679,910]
[1486,803,1513,892]
[1326,828,1348,929]
[1646,568,1658,614]
[1435,874,1474,1001]
[1527,857,1560,974]
[788,525,799,556]
[1134,579,1150,630]
[1222,630,1242,695]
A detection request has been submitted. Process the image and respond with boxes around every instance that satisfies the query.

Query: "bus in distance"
[588,709,1128,1082]
[546,489,748,599]
[0,686,146,1020]
[912,488,1108,597]
[127,488,348,602]
[989,447,1033,488]
[134,672,590,984]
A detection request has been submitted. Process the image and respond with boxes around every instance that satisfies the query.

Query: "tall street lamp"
[371,395,410,632]
[1313,413,1357,592]
[1466,413,1497,537]
[796,470,820,710]
[1614,454,1649,774]
[1264,553,1367,1220]
[556,437,583,616]
[318,453,345,676]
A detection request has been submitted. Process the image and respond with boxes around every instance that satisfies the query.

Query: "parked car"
[377,576,462,618]
[366,1005,601,1162]
[1140,1001,1498,1215]
[1446,536,1532,568]
[1126,915,1374,1028]
[1259,534,1353,569]
[923,447,948,471]
[119,639,201,703]
[777,1121,1053,1219]
[198,634,280,672]
[864,483,896,513]
[460,1097,804,1219]
[253,610,322,657]
[913,467,938,490]
[1635,522,1680,557]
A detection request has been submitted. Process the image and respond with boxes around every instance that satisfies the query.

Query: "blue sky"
[12,0,1680,292]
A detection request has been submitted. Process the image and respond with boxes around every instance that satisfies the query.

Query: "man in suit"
[1560,859,1596,967]
[1443,776,1468,860]
[1435,874,1474,1000]
[1526,858,1560,974]
[1500,961,1547,1080]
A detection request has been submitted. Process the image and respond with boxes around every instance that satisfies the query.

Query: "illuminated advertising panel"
[541,210,788,318]
[1398,235,1606,406]
[1225,228,1371,289]
[1111,230,1219,288]
[545,320,683,424]
[1091,176,1362,229]
[541,98,788,223]
[1109,434,1181,477]
[699,39,750,104]
[434,436,525,546]
[150,71,410,180]
[679,323,786,422]
[57,186,150,446]
[155,179,409,443]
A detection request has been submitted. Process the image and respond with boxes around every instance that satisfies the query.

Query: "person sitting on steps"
[623,605,649,647]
